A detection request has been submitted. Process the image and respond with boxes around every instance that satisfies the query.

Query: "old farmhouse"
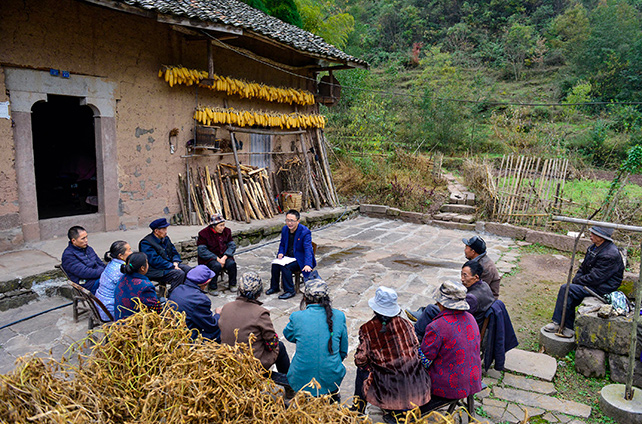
[0,0,367,251]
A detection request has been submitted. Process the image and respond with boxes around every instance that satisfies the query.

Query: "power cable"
[200,31,642,108]
[0,302,73,331]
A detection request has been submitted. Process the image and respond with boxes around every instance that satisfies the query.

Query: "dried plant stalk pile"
[0,306,479,424]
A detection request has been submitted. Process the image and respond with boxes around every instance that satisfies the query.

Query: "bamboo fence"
[493,155,569,226]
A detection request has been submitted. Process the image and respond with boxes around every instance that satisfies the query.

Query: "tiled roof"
[119,0,367,67]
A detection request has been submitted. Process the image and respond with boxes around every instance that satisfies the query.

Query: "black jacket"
[572,241,624,296]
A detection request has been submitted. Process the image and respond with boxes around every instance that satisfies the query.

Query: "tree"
[296,0,355,49]
[549,2,590,64]
[503,22,536,80]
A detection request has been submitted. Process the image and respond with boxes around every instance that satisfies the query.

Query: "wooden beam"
[157,15,243,36]
[224,126,306,136]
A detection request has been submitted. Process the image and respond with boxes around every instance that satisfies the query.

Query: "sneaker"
[543,322,559,333]
[266,288,279,295]
[208,288,220,296]
[559,327,575,338]
[228,283,237,291]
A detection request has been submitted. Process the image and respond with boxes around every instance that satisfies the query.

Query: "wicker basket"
[281,191,302,211]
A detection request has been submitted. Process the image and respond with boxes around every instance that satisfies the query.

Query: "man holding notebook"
[267,209,316,300]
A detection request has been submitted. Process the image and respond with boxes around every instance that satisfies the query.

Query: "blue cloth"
[168,279,221,342]
[95,259,124,321]
[277,224,316,270]
[483,300,518,372]
[113,272,161,320]
[61,242,105,294]
[283,304,348,395]
[139,233,182,279]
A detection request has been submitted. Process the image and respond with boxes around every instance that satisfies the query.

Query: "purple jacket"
[421,309,482,400]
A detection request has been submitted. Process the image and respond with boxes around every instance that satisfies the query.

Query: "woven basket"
[281,191,302,211]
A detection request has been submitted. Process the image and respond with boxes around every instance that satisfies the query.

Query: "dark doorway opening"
[31,95,98,220]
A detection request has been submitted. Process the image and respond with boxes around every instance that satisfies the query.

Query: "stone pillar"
[94,115,119,231]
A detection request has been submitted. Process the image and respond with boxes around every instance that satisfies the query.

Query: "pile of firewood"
[178,164,278,225]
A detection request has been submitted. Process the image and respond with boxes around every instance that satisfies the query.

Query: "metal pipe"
[625,241,642,400]
[552,216,642,233]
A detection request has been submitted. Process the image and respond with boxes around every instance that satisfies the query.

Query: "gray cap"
[435,280,469,311]
[589,226,614,243]
[304,278,328,301]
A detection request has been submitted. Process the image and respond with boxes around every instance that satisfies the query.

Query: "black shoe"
[266,288,279,295]
[278,292,295,300]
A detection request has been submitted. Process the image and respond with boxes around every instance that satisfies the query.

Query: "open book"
[272,256,297,266]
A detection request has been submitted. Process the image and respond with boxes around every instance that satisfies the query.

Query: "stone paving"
[0,215,595,423]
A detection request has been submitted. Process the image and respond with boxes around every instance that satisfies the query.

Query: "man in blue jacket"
[139,218,191,294]
[267,209,316,300]
[544,226,624,338]
[61,226,105,294]
[168,265,221,341]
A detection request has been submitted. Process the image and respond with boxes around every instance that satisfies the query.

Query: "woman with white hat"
[353,286,431,421]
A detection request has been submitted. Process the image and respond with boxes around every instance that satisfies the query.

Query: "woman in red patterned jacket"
[353,287,431,422]
[420,280,482,405]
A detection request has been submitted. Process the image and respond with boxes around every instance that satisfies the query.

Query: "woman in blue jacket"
[114,252,163,320]
[283,278,348,400]
[95,240,132,321]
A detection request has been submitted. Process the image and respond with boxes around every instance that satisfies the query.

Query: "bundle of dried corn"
[0,306,487,424]
[178,164,279,225]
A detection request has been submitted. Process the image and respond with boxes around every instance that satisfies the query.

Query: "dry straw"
[0,302,486,423]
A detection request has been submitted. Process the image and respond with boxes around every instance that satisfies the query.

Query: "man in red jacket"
[196,213,237,296]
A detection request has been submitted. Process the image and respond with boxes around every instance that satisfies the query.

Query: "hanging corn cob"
[159,66,315,106]
[193,106,326,129]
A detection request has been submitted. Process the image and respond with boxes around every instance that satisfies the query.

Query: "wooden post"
[230,132,251,223]
[207,40,214,79]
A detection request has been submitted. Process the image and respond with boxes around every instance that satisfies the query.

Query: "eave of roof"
[83,0,368,69]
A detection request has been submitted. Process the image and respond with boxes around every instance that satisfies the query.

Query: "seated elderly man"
[414,260,494,339]
[61,225,105,294]
[463,235,501,299]
[544,226,624,338]
[139,218,191,294]
[420,280,482,409]
[197,213,237,296]
[168,265,222,341]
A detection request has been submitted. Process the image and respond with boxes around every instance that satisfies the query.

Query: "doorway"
[250,133,271,169]
[31,95,98,220]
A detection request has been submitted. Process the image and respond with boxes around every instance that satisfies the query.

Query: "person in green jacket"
[283,278,348,401]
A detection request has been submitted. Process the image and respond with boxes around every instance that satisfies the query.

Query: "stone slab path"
[0,215,595,423]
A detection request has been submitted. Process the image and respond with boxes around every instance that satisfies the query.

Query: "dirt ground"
[500,248,573,352]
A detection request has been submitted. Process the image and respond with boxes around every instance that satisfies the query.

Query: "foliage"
[331,150,448,213]
[296,0,355,49]
[239,0,303,27]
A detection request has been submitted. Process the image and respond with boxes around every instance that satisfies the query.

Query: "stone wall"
[574,297,642,387]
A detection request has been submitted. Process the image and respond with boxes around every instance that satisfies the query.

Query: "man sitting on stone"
[414,260,495,340]
[462,235,501,299]
[544,226,624,338]
[61,225,106,294]
[168,265,221,341]
[139,218,191,295]
[267,209,316,300]
[197,213,237,296]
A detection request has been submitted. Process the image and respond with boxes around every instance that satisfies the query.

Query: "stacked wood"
[178,164,279,224]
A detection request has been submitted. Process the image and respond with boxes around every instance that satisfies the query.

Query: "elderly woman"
[353,287,431,421]
[219,272,290,374]
[95,240,132,321]
[420,280,482,408]
[283,279,348,400]
[114,252,163,320]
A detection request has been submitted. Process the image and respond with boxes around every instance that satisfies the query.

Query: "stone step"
[449,192,476,206]
[494,386,591,418]
[440,203,477,214]
[504,349,557,381]
[430,220,476,231]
